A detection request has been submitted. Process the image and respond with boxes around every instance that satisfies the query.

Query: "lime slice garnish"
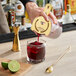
[1,62,8,69]
[8,60,20,73]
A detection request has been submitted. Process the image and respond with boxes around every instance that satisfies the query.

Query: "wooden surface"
[0,58,32,76]
[0,30,76,76]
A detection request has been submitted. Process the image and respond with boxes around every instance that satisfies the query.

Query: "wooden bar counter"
[0,30,76,76]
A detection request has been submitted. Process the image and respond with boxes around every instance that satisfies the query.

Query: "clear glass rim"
[27,38,46,46]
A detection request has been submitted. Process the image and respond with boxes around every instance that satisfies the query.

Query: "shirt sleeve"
[20,0,34,6]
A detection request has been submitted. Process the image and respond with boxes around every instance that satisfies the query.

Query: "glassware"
[27,38,46,64]
[62,4,74,24]
[31,3,62,39]
[15,0,24,16]
[4,0,15,32]
[4,0,15,12]
[47,21,62,39]
[50,0,63,19]
[47,0,63,38]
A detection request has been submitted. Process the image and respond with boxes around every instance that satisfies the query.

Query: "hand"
[26,2,57,24]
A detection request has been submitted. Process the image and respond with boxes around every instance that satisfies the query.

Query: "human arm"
[20,0,57,23]
[20,0,62,39]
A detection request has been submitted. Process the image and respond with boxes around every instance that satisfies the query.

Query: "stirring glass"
[27,38,46,64]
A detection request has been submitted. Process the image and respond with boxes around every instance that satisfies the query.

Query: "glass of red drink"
[27,38,46,64]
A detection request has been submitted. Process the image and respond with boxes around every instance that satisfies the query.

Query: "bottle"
[4,0,15,32]
[15,0,24,16]
[62,1,74,24]
[7,11,12,32]
[62,4,74,24]
[4,0,15,12]
[50,0,63,19]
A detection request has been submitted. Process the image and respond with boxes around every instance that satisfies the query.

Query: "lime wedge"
[8,60,20,73]
[1,62,8,69]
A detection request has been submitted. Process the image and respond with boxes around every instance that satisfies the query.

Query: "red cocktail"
[27,39,46,64]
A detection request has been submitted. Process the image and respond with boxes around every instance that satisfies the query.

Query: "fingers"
[38,7,43,10]
[39,7,57,24]
[40,11,49,21]
[38,7,44,11]
[31,19,33,23]
[48,12,58,24]
[30,7,58,24]
[37,7,48,21]
[39,10,57,24]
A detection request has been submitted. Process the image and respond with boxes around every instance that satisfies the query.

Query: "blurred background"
[1,0,76,33]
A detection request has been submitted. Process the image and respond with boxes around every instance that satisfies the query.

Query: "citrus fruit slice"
[1,62,8,69]
[8,60,20,73]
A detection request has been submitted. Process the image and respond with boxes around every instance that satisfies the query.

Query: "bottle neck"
[67,4,71,13]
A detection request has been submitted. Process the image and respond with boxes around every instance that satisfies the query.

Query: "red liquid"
[27,41,45,61]
[37,33,40,42]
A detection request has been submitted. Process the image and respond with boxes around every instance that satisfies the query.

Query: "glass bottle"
[50,0,63,19]
[15,0,24,16]
[62,2,74,24]
[4,0,15,12]
[4,0,15,32]
[49,0,63,24]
